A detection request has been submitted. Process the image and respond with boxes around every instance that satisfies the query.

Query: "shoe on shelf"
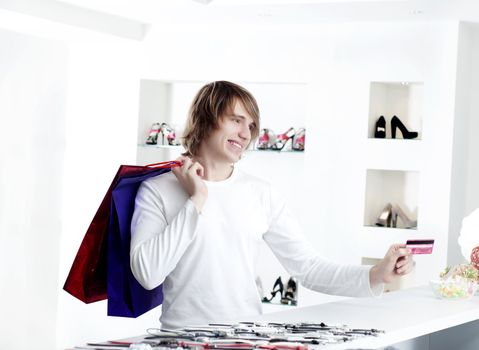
[391,115,418,139]
[257,128,276,150]
[167,130,181,146]
[391,204,417,229]
[292,128,305,151]
[281,277,298,306]
[374,116,386,138]
[159,123,181,146]
[262,276,284,303]
[272,127,295,151]
[146,122,161,145]
[376,203,393,227]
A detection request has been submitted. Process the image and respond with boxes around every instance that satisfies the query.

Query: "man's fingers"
[396,257,415,274]
[389,244,411,259]
[172,156,192,177]
[395,255,412,269]
[188,162,204,177]
[195,163,205,177]
[179,157,193,174]
[396,264,414,275]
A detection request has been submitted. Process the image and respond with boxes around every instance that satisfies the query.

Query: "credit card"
[406,239,434,254]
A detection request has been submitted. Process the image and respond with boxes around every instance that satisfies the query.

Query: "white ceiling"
[1,0,479,40]
[53,0,479,25]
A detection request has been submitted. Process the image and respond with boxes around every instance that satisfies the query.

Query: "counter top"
[253,285,479,348]
[96,286,479,350]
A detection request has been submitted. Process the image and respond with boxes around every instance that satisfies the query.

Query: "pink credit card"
[406,239,434,254]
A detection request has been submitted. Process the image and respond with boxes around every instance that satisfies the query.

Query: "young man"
[130,81,414,329]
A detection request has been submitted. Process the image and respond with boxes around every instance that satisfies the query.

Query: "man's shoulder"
[144,170,177,184]
[142,170,181,194]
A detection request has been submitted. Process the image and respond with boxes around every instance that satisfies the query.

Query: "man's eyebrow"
[231,113,246,119]
[232,114,256,126]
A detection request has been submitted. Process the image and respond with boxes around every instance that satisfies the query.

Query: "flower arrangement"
[439,264,479,282]
[430,264,479,299]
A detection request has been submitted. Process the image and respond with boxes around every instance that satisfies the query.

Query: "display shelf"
[261,301,297,307]
[364,139,422,171]
[137,144,305,153]
[363,169,419,229]
[138,144,183,149]
[251,149,304,153]
[363,224,418,230]
[368,81,423,140]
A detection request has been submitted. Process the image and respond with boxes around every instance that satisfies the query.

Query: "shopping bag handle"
[146,160,182,168]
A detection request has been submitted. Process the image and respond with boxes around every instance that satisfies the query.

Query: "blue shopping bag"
[107,161,180,317]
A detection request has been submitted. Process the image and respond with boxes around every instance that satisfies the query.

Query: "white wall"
[0,15,476,350]
[303,22,459,288]
[0,28,68,349]
[448,22,473,265]
[447,23,479,265]
[464,24,479,216]
[55,40,152,348]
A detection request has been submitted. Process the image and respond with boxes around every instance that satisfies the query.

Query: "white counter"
[253,285,479,349]
[104,286,479,350]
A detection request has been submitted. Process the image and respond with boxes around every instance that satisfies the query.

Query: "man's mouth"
[228,140,243,150]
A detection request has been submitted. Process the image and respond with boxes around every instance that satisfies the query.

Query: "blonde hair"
[182,81,260,157]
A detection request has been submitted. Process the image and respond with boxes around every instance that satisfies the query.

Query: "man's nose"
[239,125,251,140]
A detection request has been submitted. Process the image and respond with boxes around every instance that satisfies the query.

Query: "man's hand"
[172,156,208,213]
[369,244,415,288]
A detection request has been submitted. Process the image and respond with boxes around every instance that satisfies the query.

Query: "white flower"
[458,208,479,262]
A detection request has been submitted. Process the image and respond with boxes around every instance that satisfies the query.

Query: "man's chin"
[227,153,242,163]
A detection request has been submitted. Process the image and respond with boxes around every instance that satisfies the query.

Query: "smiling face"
[199,100,256,164]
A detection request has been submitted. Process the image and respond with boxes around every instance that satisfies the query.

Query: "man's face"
[200,100,256,164]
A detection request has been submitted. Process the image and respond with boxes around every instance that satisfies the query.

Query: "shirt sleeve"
[130,179,201,290]
[262,185,383,297]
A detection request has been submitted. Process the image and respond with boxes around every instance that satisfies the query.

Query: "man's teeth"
[229,140,242,149]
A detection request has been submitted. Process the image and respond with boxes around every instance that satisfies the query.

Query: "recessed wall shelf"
[368,81,424,140]
[363,169,419,230]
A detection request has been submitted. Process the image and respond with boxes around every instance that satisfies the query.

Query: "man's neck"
[194,156,233,181]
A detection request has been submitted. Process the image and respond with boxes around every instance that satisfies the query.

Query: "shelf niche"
[136,79,309,165]
[363,169,419,230]
[368,81,424,140]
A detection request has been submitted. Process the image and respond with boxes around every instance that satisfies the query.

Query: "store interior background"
[1,1,479,349]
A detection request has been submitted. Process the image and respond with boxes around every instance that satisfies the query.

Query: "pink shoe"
[272,127,295,151]
[257,128,275,150]
[292,128,305,151]
[146,123,161,144]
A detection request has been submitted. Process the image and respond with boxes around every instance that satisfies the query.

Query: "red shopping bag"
[63,161,180,304]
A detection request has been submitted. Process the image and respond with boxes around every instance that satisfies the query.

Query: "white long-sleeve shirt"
[130,167,381,329]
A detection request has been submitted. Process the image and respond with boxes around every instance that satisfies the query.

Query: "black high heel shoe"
[391,116,418,139]
[281,277,297,306]
[262,276,284,303]
[374,116,386,138]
